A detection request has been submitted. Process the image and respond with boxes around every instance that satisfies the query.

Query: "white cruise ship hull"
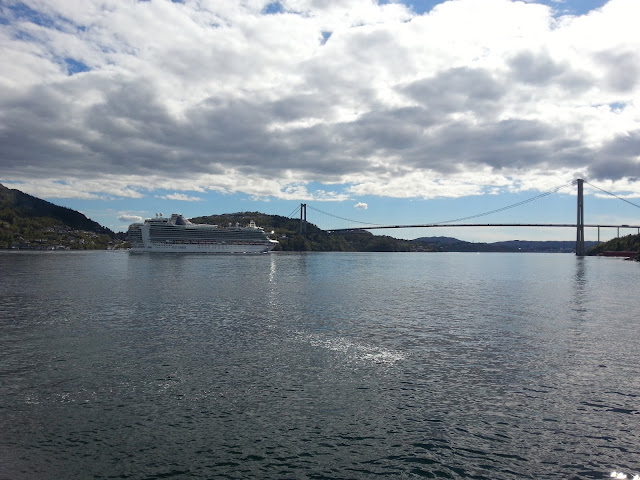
[127,214,278,254]
[130,242,277,254]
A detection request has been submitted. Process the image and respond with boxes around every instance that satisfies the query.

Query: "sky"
[1,0,640,242]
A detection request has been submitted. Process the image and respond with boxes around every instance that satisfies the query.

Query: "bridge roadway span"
[328,223,640,232]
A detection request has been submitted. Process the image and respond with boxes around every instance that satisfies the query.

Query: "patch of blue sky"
[392,0,443,15]
[5,2,85,36]
[263,2,284,15]
[395,0,610,16]
[320,31,332,45]
[0,180,26,188]
[10,29,38,42]
[6,2,57,28]
[64,57,91,75]
[542,0,610,16]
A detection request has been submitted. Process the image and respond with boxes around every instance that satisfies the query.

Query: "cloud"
[157,193,204,202]
[1,0,640,202]
[354,202,368,210]
[117,214,143,223]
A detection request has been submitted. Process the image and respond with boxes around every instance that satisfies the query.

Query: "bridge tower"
[299,203,307,236]
[576,179,585,256]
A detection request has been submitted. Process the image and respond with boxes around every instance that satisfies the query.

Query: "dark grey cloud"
[267,94,333,122]
[507,51,595,93]
[595,50,640,93]
[508,51,565,85]
[337,107,433,153]
[0,84,89,177]
[2,67,635,190]
[420,118,590,172]
[401,67,505,117]
[590,131,640,181]
[322,112,596,177]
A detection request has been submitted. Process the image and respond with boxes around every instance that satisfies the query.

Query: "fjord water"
[1,251,639,480]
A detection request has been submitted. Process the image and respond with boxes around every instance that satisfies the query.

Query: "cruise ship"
[127,214,278,253]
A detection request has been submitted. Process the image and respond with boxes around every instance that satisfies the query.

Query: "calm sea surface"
[1,251,639,480]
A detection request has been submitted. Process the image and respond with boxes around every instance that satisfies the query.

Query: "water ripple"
[2,252,640,479]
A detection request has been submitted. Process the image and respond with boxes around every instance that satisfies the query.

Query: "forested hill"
[191,212,416,252]
[0,183,112,234]
[414,236,599,253]
[587,233,640,259]
[0,183,116,249]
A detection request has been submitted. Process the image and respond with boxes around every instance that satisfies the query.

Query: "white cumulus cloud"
[354,202,368,210]
[1,0,639,201]
[157,193,204,202]
[117,214,143,223]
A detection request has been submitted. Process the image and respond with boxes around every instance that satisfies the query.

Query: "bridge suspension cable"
[294,179,636,242]
[308,180,576,229]
[431,180,577,225]
[306,205,387,226]
[287,204,302,219]
[584,181,640,210]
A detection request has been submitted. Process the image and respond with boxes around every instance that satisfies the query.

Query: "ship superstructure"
[127,214,278,253]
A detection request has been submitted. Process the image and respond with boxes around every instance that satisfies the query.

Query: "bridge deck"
[328,223,640,232]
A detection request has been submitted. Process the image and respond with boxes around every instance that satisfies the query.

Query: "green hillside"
[0,183,117,249]
[414,236,599,253]
[587,233,640,260]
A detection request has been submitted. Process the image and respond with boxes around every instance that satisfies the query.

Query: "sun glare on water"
[610,471,640,480]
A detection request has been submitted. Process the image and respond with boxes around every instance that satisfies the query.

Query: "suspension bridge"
[288,179,640,256]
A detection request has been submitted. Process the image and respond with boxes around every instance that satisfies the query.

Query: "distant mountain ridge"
[414,236,598,253]
[0,183,113,235]
[0,183,117,249]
